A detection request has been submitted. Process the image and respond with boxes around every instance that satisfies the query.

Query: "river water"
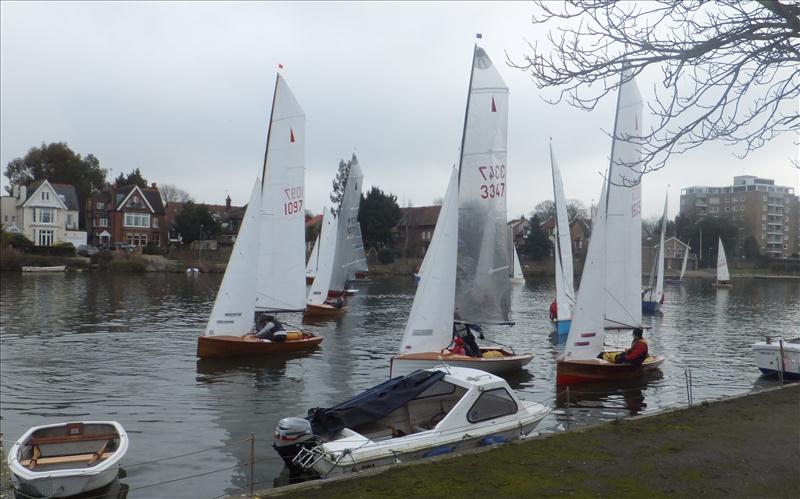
[1,272,798,498]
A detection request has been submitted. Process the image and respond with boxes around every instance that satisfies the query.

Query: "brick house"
[165,195,245,246]
[395,205,441,258]
[88,183,167,248]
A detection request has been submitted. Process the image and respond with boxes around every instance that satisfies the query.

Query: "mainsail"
[306,234,320,281]
[399,167,459,354]
[512,246,524,280]
[604,68,643,329]
[307,208,338,306]
[645,193,668,304]
[204,180,262,336]
[679,242,689,280]
[256,74,307,312]
[717,237,730,282]
[330,155,364,291]
[454,45,512,325]
[551,144,576,322]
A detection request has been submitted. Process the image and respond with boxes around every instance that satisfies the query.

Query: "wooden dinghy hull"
[390,348,533,377]
[197,333,323,359]
[304,303,347,317]
[556,355,665,385]
[8,421,128,498]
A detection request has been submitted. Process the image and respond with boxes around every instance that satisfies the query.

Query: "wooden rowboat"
[22,265,66,272]
[556,354,665,385]
[304,303,347,318]
[197,332,322,359]
[8,421,128,498]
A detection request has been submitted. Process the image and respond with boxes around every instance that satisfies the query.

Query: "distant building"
[569,218,592,262]
[507,218,530,248]
[88,183,167,248]
[165,194,245,246]
[0,180,86,247]
[680,175,799,258]
[642,236,698,274]
[395,205,441,257]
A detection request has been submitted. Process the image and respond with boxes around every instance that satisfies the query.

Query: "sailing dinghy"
[712,237,733,288]
[556,68,663,384]
[305,207,348,317]
[510,245,525,284]
[390,44,533,377]
[642,192,668,314]
[305,233,320,284]
[550,144,576,336]
[197,73,322,358]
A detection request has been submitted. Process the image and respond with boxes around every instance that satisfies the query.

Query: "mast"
[260,73,281,192]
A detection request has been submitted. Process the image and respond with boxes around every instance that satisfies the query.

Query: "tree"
[114,168,148,188]
[521,215,553,261]
[174,202,221,245]
[533,199,588,222]
[159,183,193,204]
[4,142,107,229]
[742,236,761,260]
[676,215,738,267]
[330,156,355,211]
[513,1,799,177]
[358,187,401,250]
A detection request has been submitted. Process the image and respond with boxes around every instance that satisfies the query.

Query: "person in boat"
[549,300,558,321]
[614,327,648,366]
[255,315,287,342]
[324,296,344,309]
[447,337,466,356]
[452,322,482,358]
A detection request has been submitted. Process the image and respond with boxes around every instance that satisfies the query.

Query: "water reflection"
[1,273,797,497]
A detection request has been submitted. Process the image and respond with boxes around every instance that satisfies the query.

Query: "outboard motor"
[273,417,315,464]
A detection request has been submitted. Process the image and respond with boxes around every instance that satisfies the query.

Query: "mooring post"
[250,432,255,498]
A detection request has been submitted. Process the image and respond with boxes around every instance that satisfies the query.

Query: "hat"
[454,337,464,345]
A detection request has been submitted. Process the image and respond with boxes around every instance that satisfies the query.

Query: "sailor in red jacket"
[616,327,648,365]
[549,300,558,321]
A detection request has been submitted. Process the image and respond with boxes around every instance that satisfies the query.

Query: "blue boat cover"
[307,370,446,435]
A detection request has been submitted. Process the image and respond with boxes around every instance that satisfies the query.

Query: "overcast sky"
[2,1,798,220]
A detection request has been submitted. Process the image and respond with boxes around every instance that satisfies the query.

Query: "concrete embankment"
[259,384,799,498]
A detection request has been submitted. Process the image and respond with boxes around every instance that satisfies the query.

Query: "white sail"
[330,155,365,290]
[512,246,524,280]
[550,144,575,322]
[564,178,609,360]
[679,242,689,280]
[646,192,668,303]
[454,45,512,325]
[604,68,643,329]
[306,234,320,280]
[399,167,459,354]
[352,224,368,275]
[307,208,337,306]
[717,237,730,282]
[256,74,307,312]
[204,180,262,336]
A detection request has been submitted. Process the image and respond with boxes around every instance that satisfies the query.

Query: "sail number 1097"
[478,165,506,199]
[284,186,304,215]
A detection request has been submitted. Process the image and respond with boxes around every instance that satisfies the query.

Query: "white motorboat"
[7,421,128,498]
[273,366,548,477]
[752,337,800,380]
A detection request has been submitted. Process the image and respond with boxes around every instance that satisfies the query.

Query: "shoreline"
[256,383,799,498]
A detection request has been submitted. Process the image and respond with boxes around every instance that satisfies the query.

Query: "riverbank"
[260,384,800,498]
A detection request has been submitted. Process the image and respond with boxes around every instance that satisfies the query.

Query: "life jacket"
[625,338,649,365]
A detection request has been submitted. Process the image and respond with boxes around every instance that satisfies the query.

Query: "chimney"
[151,182,157,189]
[18,185,26,206]
[226,195,231,209]
[12,185,19,199]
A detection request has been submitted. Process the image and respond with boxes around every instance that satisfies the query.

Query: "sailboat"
[305,207,347,317]
[329,155,365,297]
[510,245,525,284]
[197,74,322,358]
[305,233,319,284]
[712,237,733,288]
[556,68,664,384]
[642,192,668,314]
[550,144,576,336]
[352,225,369,280]
[390,44,533,377]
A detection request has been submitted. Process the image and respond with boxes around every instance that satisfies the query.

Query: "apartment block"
[680,175,799,258]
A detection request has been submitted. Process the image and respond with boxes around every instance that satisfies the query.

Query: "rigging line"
[603,289,640,328]
[124,437,251,468]
[129,464,240,491]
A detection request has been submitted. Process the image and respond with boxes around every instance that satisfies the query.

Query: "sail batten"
[454,45,512,325]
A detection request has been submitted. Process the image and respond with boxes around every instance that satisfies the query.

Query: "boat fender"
[422,446,454,458]
[285,331,303,341]
[479,436,508,446]
[482,350,504,359]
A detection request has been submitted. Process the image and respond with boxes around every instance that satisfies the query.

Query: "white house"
[0,180,87,247]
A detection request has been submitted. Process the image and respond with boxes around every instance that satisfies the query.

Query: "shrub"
[142,243,164,256]
[9,233,33,249]
[377,247,395,264]
[110,258,147,273]
[92,251,114,268]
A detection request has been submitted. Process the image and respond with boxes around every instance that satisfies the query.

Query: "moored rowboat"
[22,265,66,272]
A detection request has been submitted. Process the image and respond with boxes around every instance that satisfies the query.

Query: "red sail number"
[284,200,303,215]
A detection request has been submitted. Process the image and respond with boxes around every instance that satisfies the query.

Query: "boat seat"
[28,433,117,446]
[21,451,115,469]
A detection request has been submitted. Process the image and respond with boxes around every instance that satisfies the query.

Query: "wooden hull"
[196,333,322,359]
[556,355,665,384]
[304,303,347,317]
[390,348,533,377]
[327,290,345,298]
[354,271,369,279]
[712,281,733,288]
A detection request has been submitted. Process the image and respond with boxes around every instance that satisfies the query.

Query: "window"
[152,217,159,228]
[37,229,54,247]
[38,208,55,224]
[96,202,104,210]
[127,233,147,246]
[709,197,719,204]
[124,212,150,228]
[467,388,518,423]
[67,214,74,228]
[41,191,49,201]
[95,217,109,227]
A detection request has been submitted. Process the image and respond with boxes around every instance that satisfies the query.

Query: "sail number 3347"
[284,187,304,215]
[478,165,506,199]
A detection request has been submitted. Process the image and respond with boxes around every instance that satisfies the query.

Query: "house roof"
[165,200,245,224]
[23,179,70,210]
[305,214,323,228]
[115,184,165,214]
[398,206,441,227]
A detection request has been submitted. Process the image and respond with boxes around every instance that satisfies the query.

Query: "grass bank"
[264,384,799,498]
